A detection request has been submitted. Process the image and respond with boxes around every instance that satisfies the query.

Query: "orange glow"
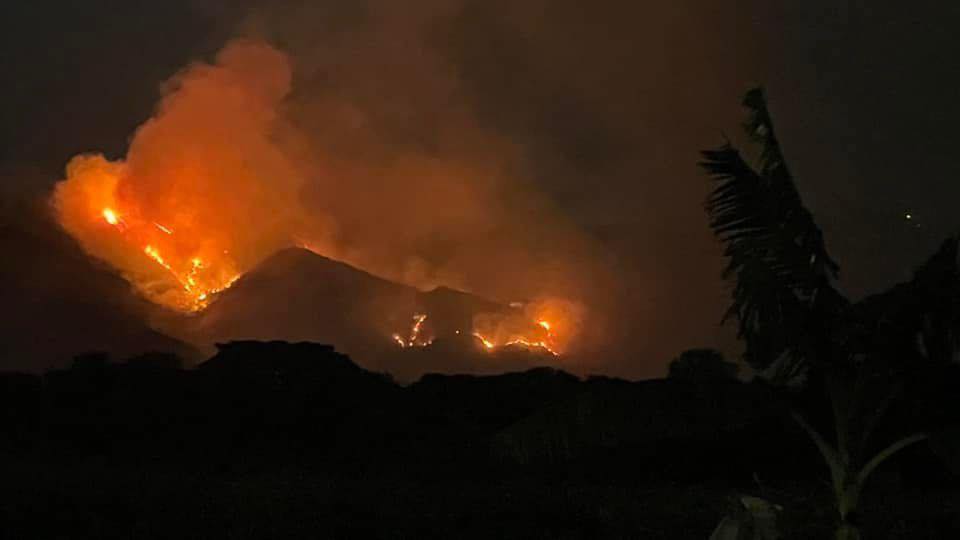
[470,298,584,357]
[61,156,244,311]
[50,41,290,312]
[472,331,559,356]
[143,245,169,270]
[50,40,590,338]
[471,314,560,356]
[472,333,496,350]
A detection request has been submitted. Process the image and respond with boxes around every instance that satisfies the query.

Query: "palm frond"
[700,88,844,369]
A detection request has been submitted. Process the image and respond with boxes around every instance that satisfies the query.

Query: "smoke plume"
[51,13,614,360]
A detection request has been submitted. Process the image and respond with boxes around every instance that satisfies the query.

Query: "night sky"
[1,1,959,377]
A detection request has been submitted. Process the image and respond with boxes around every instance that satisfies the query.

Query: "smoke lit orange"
[51,41,293,312]
[49,39,588,360]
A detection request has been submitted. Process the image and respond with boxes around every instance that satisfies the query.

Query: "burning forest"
[49,39,596,366]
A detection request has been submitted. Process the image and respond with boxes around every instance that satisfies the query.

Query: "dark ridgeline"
[1,338,959,538]
[156,246,549,382]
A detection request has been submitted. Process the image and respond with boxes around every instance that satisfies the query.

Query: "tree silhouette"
[701,88,960,540]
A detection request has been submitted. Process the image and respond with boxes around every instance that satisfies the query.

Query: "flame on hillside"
[391,298,584,357]
[55,162,244,311]
[393,313,433,348]
[49,39,592,363]
[472,297,584,356]
[51,41,294,311]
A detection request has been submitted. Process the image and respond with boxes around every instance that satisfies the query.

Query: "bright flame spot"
[154,222,174,235]
[538,320,551,331]
[137,245,236,310]
[102,208,119,225]
[143,245,168,269]
[473,333,496,350]
[393,313,433,348]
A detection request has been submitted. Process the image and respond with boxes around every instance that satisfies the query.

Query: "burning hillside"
[161,248,582,379]
[52,41,296,312]
[49,39,597,367]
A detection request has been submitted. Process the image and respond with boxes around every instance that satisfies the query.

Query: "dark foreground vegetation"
[1,340,959,539]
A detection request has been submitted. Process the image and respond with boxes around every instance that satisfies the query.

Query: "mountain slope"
[0,216,196,372]
[178,248,550,380]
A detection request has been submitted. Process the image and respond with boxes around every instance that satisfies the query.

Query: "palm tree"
[700,88,960,539]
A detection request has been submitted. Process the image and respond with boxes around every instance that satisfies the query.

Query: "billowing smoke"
[53,41,305,311]
[51,22,614,359]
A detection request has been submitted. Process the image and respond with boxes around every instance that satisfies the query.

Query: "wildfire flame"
[469,298,583,357]
[50,39,589,358]
[391,309,569,357]
[88,196,241,311]
[393,313,433,348]
[474,333,496,350]
[102,208,119,225]
[51,41,290,312]
[471,327,559,356]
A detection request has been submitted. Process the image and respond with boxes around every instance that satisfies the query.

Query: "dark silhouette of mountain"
[416,285,508,336]
[189,248,418,345]
[178,247,553,380]
[0,216,197,372]
[0,210,559,379]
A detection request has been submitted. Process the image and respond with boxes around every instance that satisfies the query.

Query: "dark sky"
[2,1,959,377]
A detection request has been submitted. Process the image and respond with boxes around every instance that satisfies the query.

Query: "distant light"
[905,213,913,220]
